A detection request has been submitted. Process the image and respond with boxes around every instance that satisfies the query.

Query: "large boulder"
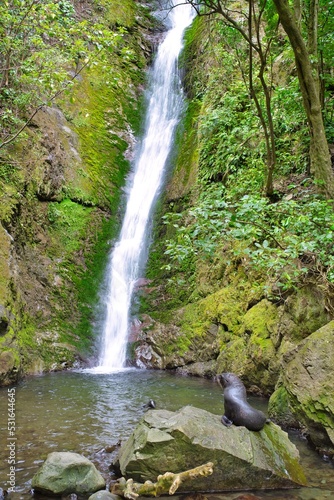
[268,320,334,457]
[31,451,105,495]
[114,406,306,492]
[134,312,220,371]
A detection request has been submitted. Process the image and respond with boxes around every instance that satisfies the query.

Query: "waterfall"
[93,0,194,372]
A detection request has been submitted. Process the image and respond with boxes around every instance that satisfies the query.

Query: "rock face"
[268,320,334,456]
[115,406,307,492]
[31,451,105,495]
[134,312,221,371]
[0,0,154,387]
[136,288,330,396]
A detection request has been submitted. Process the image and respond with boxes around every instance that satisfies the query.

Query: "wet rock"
[268,320,334,457]
[31,451,105,495]
[176,360,217,378]
[32,107,81,201]
[182,494,208,500]
[114,405,307,492]
[233,495,262,500]
[105,440,122,453]
[88,491,121,500]
[0,350,21,387]
[134,314,220,370]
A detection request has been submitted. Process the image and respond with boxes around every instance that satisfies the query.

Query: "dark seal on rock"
[218,372,268,431]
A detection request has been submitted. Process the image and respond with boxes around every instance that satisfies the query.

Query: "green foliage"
[145,8,330,320]
[184,17,309,190]
[162,182,334,294]
[0,0,124,147]
[198,87,261,183]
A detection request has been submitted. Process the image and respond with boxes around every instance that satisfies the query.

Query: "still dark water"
[0,369,333,499]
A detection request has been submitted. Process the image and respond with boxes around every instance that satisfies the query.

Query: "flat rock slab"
[31,451,106,495]
[115,406,307,492]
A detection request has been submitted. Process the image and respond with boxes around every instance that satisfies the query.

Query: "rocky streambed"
[0,370,333,499]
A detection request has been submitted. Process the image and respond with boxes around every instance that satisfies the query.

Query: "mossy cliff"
[135,15,334,454]
[0,0,159,385]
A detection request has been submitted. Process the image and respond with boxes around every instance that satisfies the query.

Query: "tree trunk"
[272,0,334,198]
[293,0,302,27]
[307,0,320,96]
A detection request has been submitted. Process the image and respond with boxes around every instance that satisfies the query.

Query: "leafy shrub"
[162,182,334,294]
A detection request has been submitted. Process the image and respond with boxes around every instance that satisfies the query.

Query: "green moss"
[72,215,117,351]
[258,424,307,486]
[167,99,200,200]
[282,289,330,341]
[241,300,278,338]
[173,335,192,356]
[196,286,249,334]
[216,337,249,374]
[17,324,38,350]
[48,199,93,255]
[268,386,299,428]
[0,158,25,223]
[0,225,11,303]
[96,0,137,27]
[61,65,133,210]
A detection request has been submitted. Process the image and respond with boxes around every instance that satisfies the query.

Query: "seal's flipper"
[221,415,233,427]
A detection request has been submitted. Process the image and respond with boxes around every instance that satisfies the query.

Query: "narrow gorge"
[0,0,333,477]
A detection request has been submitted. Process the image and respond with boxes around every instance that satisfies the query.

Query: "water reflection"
[0,370,333,499]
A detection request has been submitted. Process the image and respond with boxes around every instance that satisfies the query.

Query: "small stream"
[0,370,333,498]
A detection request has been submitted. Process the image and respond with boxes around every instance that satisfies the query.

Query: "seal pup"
[218,372,268,431]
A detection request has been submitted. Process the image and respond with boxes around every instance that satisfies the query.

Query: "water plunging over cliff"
[95,1,194,371]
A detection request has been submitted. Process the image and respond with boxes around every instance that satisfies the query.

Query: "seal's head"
[218,372,243,388]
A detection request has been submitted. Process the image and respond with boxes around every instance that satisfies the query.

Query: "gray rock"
[31,451,105,495]
[176,360,217,378]
[269,320,334,456]
[88,491,121,500]
[115,405,306,492]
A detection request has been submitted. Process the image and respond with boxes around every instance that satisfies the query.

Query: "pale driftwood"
[111,462,214,499]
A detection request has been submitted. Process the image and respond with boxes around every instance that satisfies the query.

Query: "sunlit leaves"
[0,0,124,146]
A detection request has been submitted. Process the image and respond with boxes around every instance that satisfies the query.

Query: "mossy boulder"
[0,224,11,310]
[216,300,279,394]
[31,452,105,496]
[176,359,217,378]
[268,320,334,456]
[276,287,330,342]
[115,406,306,492]
[135,309,221,370]
[0,348,21,386]
[135,285,250,370]
[267,386,300,429]
[89,492,121,500]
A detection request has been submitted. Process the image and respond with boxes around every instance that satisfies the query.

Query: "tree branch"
[0,51,101,150]
[111,462,214,498]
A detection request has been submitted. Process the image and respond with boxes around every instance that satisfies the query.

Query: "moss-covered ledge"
[268,320,334,457]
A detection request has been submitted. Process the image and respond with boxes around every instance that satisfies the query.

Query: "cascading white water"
[95,1,195,371]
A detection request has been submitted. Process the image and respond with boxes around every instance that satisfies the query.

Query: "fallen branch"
[111,462,214,499]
